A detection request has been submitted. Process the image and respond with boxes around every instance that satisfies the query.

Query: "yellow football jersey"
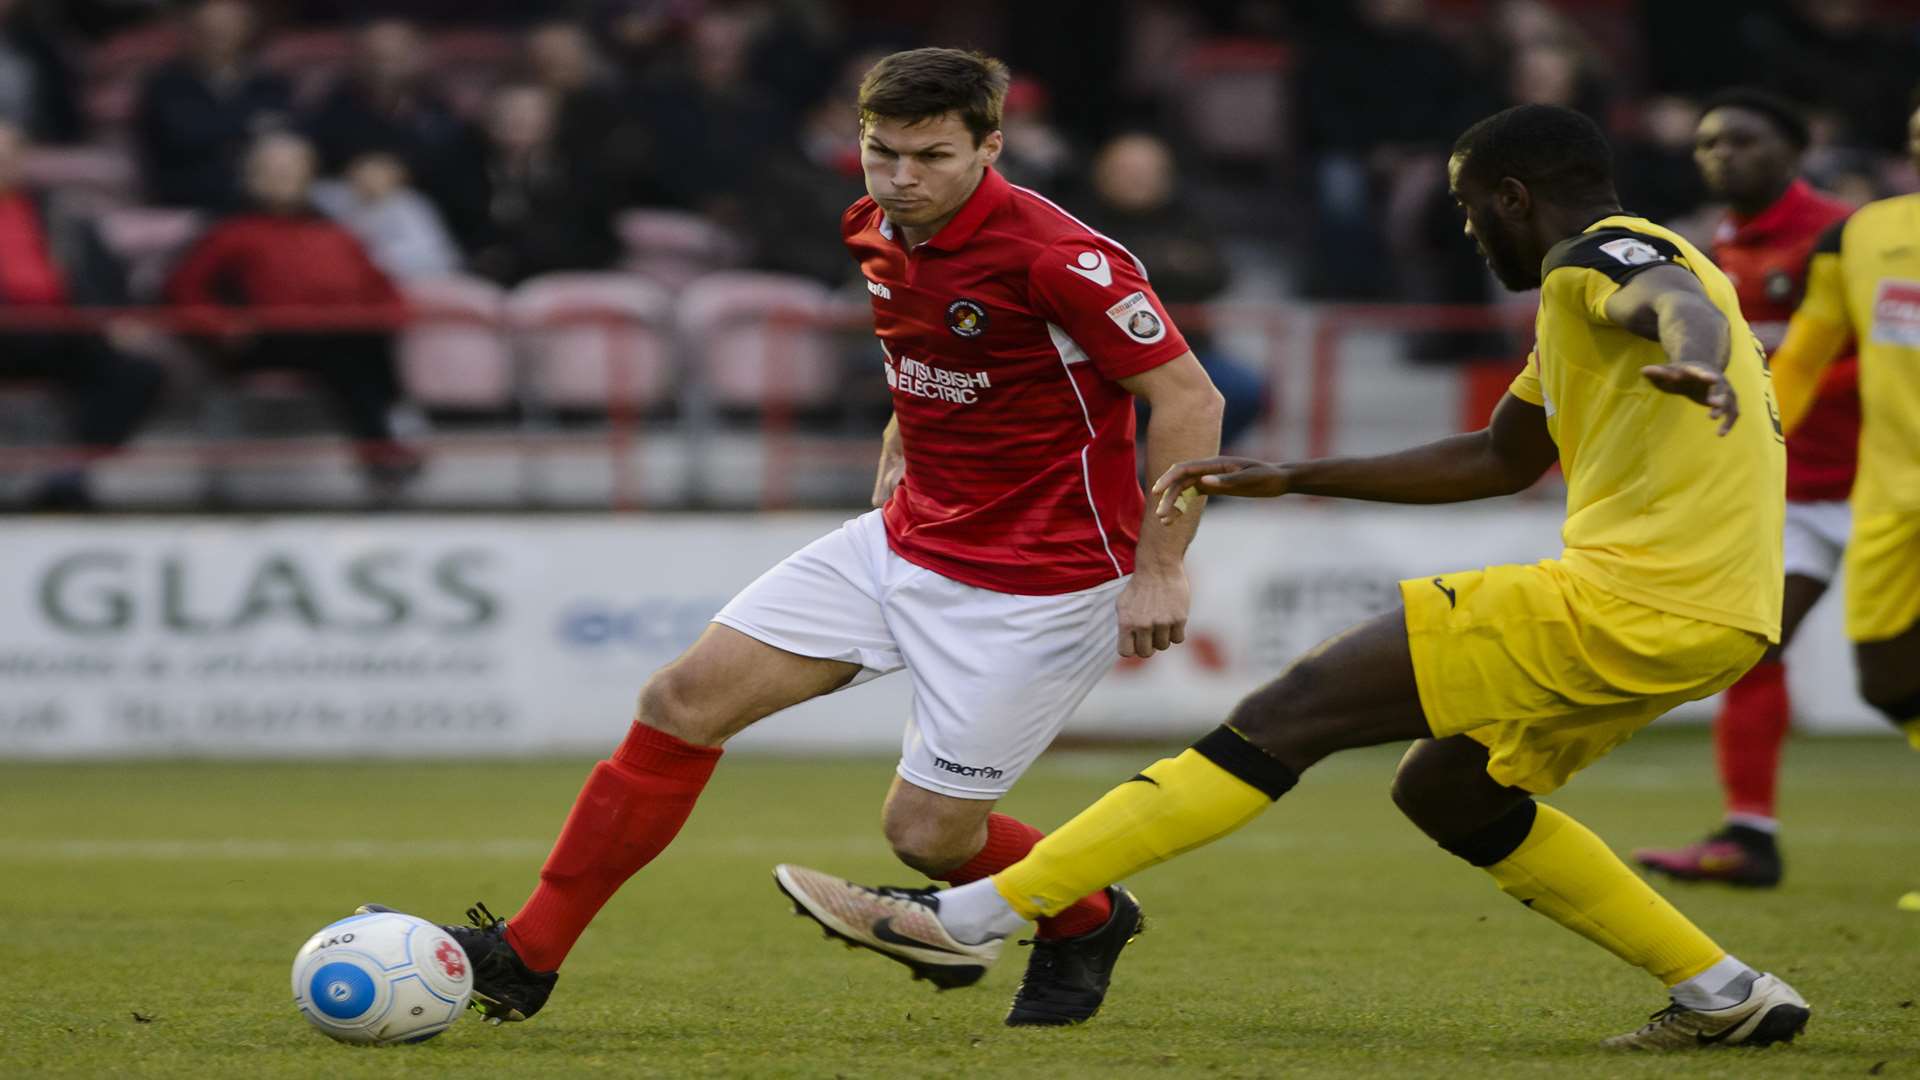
[1795,194,1920,514]
[1508,215,1785,641]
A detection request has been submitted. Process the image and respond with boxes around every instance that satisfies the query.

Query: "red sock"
[942,813,1113,940]
[1715,659,1790,821]
[504,723,722,971]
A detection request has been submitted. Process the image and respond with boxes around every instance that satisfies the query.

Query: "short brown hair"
[857,48,1011,146]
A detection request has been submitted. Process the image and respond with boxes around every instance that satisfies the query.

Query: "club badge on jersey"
[946,298,989,338]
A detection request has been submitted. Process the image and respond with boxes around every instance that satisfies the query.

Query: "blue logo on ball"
[309,961,376,1020]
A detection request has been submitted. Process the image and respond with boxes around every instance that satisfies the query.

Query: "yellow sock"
[1901,717,1920,751]
[993,747,1276,919]
[1484,804,1725,985]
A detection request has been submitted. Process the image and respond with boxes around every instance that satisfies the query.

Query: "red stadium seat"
[399,275,513,412]
[677,272,839,411]
[616,209,747,291]
[506,273,675,411]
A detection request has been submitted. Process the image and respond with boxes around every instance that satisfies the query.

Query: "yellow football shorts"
[1401,559,1766,795]
[1844,510,1920,643]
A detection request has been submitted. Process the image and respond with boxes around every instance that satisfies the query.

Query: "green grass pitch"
[3,728,1916,1078]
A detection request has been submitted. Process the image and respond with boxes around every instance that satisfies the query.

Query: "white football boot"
[773,864,1003,989]
[1602,973,1810,1050]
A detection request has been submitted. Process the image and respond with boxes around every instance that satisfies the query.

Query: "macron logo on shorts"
[932,757,1005,780]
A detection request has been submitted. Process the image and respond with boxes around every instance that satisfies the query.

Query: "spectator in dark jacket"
[633,7,787,222]
[526,18,664,207]
[741,71,866,286]
[166,132,420,494]
[1298,0,1490,299]
[1083,133,1265,449]
[300,16,484,237]
[133,0,294,210]
[0,0,83,144]
[0,120,164,510]
[460,83,618,286]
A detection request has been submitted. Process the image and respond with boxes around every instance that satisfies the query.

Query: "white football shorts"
[1782,499,1850,583]
[712,509,1127,798]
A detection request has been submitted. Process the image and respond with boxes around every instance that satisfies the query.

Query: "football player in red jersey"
[372,48,1224,1028]
[1634,89,1857,889]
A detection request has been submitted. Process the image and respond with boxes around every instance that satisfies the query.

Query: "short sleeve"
[1794,218,1851,328]
[1027,236,1191,382]
[1508,350,1544,406]
[1541,228,1687,324]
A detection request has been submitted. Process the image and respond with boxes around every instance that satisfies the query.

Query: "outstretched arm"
[1601,263,1739,434]
[1152,391,1556,521]
[1114,352,1224,656]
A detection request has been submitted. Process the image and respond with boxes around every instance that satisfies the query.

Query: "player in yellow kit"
[1767,97,1920,912]
[773,105,1813,1050]
[1771,99,1920,740]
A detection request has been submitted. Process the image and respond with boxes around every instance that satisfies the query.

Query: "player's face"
[861,113,1003,232]
[1693,107,1795,205]
[1449,153,1539,292]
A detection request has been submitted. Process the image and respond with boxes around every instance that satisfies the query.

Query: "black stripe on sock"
[1438,798,1538,867]
[1190,726,1298,800]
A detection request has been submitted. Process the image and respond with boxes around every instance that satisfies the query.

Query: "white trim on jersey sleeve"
[1045,320,1123,578]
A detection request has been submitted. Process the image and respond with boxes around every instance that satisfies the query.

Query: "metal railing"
[0,300,1539,510]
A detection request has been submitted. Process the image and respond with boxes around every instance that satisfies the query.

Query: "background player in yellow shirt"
[772,105,1811,1051]
[1767,96,1920,911]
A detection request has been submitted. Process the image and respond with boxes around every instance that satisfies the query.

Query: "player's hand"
[1116,565,1190,658]
[871,451,906,508]
[1642,363,1739,435]
[1151,457,1290,522]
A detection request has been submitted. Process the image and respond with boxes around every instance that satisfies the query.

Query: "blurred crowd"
[1,0,1918,508]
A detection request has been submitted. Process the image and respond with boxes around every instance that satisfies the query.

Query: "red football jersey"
[1712,179,1858,502]
[843,167,1190,594]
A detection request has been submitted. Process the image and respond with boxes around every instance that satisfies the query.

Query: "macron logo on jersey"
[1066,250,1113,287]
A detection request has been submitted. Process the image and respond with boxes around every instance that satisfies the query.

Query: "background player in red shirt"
[377,48,1225,1028]
[1635,89,1857,888]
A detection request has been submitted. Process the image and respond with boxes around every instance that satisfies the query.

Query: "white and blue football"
[290,910,472,1045]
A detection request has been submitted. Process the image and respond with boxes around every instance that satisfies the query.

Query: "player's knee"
[635,664,724,745]
[1388,761,1446,826]
[882,814,976,877]
[1226,658,1332,758]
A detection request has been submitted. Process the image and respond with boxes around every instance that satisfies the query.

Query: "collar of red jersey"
[1728,178,1817,239]
[886,166,1012,253]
